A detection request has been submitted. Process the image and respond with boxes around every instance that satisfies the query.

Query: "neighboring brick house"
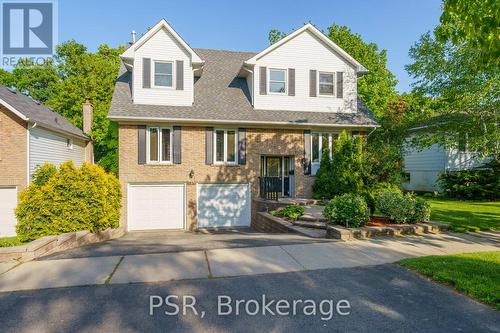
[109,19,378,231]
[0,86,93,236]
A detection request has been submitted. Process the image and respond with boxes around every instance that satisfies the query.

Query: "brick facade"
[119,124,316,230]
[0,106,27,191]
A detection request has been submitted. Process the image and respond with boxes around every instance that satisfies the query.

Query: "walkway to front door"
[260,156,294,197]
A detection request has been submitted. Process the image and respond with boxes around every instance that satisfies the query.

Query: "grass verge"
[0,237,25,247]
[400,251,500,309]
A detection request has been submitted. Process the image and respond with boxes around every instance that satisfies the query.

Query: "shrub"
[375,189,431,223]
[312,131,363,200]
[15,161,122,242]
[362,182,402,214]
[437,161,499,200]
[323,193,370,228]
[271,204,305,221]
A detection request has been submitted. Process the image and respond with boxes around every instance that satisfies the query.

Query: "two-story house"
[109,19,378,231]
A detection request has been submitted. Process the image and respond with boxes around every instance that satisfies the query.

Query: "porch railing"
[259,176,282,201]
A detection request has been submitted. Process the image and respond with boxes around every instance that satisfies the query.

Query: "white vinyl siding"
[29,126,86,179]
[253,30,357,113]
[0,187,17,237]
[133,27,193,106]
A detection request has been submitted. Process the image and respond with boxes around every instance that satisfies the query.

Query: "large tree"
[327,24,398,119]
[406,32,499,159]
[0,41,124,174]
[436,0,499,67]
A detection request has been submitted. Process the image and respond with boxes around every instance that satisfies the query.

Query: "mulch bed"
[366,216,407,227]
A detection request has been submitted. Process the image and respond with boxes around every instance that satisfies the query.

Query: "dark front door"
[260,156,293,197]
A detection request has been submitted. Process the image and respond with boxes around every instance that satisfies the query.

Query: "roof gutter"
[108,115,380,128]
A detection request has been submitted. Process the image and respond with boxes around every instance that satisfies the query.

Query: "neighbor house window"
[154,61,173,87]
[66,138,73,149]
[269,69,286,94]
[214,129,237,164]
[318,72,334,96]
[312,133,338,163]
[147,127,172,163]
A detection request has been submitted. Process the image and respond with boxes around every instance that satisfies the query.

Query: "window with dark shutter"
[137,125,147,164]
[309,70,317,97]
[259,66,267,95]
[336,72,343,98]
[142,58,151,88]
[238,128,246,165]
[304,130,311,175]
[173,126,181,164]
[205,127,214,165]
[176,60,184,90]
[288,68,295,96]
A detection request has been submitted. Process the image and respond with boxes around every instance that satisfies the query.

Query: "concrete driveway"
[0,231,497,293]
[43,230,331,259]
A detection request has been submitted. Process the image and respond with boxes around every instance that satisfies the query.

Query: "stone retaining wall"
[252,212,294,233]
[0,228,125,263]
[327,222,449,240]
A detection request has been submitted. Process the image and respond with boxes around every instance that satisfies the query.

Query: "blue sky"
[59,0,442,92]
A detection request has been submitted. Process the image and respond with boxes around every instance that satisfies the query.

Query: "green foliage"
[437,161,500,200]
[15,162,122,242]
[31,163,57,186]
[362,182,402,214]
[406,32,499,159]
[376,190,430,223]
[312,147,333,199]
[323,193,370,228]
[268,29,287,45]
[0,237,25,247]
[400,251,500,310]
[437,0,499,67]
[327,24,397,119]
[271,204,305,221]
[3,41,124,173]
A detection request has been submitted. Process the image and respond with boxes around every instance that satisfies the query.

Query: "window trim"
[152,60,175,89]
[317,71,335,97]
[146,126,173,164]
[311,132,338,163]
[268,68,287,95]
[213,128,238,165]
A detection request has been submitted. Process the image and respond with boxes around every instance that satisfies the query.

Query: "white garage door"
[197,184,251,228]
[0,187,18,237]
[128,184,185,231]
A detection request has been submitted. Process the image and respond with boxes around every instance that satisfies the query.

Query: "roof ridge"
[193,47,257,55]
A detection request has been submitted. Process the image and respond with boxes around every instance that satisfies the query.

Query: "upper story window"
[214,129,237,164]
[154,61,173,88]
[312,133,339,163]
[269,69,286,94]
[147,127,172,163]
[318,72,335,96]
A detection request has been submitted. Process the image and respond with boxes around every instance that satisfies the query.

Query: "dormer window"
[154,61,173,88]
[318,72,335,96]
[269,69,286,94]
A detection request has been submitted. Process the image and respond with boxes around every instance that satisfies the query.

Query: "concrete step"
[293,221,327,230]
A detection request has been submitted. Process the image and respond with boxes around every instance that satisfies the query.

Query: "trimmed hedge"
[323,193,370,228]
[15,162,122,242]
[437,161,499,200]
[375,189,430,223]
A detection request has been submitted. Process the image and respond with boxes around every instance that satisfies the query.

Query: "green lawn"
[424,197,500,232]
[400,251,500,310]
[0,237,25,247]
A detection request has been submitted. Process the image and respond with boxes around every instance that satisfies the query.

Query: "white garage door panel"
[128,185,184,230]
[0,188,18,237]
[197,184,251,228]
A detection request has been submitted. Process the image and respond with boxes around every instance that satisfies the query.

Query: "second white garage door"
[0,187,18,237]
[197,184,251,228]
[128,184,185,231]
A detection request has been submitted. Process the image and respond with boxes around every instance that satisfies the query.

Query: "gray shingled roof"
[0,85,89,139]
[109,48,378,128]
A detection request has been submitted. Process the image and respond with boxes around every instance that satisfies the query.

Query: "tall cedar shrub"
[312,131,364,199]
[312,148,333,199]
[15,161,121,242]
